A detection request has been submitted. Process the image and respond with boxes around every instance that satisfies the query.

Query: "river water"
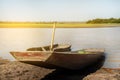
[0,27,120,68]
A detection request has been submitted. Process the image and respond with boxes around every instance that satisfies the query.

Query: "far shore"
[0,22,120,28]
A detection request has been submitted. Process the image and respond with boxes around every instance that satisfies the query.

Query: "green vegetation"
[78,50,92,54]
[78,50,86,54]
[87,18,120,23]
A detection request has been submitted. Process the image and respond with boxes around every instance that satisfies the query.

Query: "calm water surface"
[0,27,120,68]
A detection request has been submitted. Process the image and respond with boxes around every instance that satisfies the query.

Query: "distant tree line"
[86,18,120,23]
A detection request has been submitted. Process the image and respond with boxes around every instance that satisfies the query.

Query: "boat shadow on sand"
[41,55,105,80]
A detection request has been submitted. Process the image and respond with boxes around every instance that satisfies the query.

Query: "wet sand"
[1,55,118,80]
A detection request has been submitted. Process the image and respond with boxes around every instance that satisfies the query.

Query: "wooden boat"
[27,44,71,52]
[10,48,104,70]
[10,23,105,70]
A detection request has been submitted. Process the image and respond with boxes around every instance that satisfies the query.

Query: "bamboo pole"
[50,22,56,51]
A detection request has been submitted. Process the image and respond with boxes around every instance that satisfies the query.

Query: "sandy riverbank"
[0,56,119,80]
[0,59,54,80]
[83,68,120,80]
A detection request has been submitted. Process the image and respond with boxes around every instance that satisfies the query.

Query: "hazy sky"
[0,0,120,21]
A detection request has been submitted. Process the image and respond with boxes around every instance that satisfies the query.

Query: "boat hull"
[10,51,104,70]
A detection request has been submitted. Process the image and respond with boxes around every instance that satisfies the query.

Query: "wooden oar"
[50,22,56,51]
